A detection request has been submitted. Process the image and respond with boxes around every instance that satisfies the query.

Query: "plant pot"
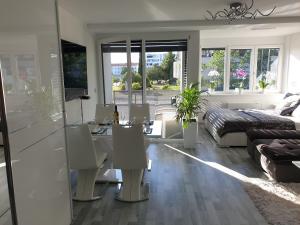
[208,88,214,94]
[183,121,198,148]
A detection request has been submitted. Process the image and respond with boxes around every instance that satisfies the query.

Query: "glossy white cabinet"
[0,0,72,224]
[12,129,70,225]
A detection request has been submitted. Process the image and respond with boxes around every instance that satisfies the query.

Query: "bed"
[203,108,298,147]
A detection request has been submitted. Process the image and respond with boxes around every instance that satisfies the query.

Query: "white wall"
[58,7,98,124]
[286,32,300,93]
[200,36,285,48]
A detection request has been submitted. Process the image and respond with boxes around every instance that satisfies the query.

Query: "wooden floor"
[71,125,269,225]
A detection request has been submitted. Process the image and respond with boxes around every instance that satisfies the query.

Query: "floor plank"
[72,125,268,225]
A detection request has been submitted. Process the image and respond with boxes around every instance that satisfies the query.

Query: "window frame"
[200,45,283,94]
[252,45,283,93]
[200,47,227,93]
[227,46,255,93]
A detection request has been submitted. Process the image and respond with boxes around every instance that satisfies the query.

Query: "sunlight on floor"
[164,144,300,204]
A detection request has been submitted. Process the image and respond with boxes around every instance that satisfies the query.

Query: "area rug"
[244,180,300,225]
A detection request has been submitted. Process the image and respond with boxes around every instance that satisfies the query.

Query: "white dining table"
[89,120,162,138]
[88,120,162,183]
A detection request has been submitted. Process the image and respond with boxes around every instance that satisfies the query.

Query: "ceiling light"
[206,0,276,22]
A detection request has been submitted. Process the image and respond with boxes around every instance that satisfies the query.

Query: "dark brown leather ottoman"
[256,139,300,182]
[246,129,300,159]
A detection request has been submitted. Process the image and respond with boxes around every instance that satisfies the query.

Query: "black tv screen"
[61,39,88,101]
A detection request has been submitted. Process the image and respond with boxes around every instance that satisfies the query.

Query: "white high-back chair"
[129,104,150,123]
[67,124,108,201]
[112,124,148,202]
[95,104,115,123]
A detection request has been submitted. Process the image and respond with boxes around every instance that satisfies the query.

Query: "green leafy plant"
[120,83,126,90]
[258,77,269,90]
[175,83,206,128]
[132,82,142,90]
[162,84,169,90]
[209,81,217,90]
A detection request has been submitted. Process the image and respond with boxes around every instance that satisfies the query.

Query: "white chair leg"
[116,169,149,202]
[74,168,101,201]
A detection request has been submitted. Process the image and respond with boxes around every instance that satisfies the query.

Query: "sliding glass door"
[100,38,187,120]
[101,38,132,119]
[145,40,187,119]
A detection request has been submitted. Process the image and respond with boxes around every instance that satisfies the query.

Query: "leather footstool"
[256,139,300,182]
[246,129,300,159]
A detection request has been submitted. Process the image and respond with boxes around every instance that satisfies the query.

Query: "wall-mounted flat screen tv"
[61,39,88,101]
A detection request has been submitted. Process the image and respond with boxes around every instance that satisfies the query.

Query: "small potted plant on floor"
[175,83,205,148]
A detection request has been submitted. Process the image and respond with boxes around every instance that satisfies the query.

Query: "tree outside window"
[229,49,251,90]
[201,49,225,91]
[256,48,279,91]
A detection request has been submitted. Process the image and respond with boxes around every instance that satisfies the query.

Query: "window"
[256,48,280,90]
[229,48,252,90]
[200,46,282,93]
[201,48,225,91]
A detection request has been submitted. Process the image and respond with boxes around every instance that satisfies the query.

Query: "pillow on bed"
[284,92,300,99]
[292,105,300,117]
[276,95,300,110]
[280,100,300,116]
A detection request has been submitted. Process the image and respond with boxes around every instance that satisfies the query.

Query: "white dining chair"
[129,104,150,123]
[95,104,115,123]
[112,124,149,202]
[66,124,108,201]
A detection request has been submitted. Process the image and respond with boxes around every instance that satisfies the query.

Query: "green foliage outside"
[112,76,120,83]
[120,83,126,90]
[161,52,176,80]
[132,82,142,90]
[162,84,169,90]
[201,49,252,90]
[147,65,166,81]
[113,52,179,91]
[229,49,251,89]
[201,50,225,91]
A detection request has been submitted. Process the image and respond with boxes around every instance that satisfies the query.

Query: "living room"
[1,1,300,225]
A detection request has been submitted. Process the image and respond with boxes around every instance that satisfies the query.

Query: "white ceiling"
[59,0,300,24]
[200,23,300,38]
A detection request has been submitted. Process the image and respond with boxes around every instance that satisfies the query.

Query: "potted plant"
[234,68,247,94]
[208,81,217,93]
[258,73,270,94]
[207,69,220,93]
[175,83,205,148]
